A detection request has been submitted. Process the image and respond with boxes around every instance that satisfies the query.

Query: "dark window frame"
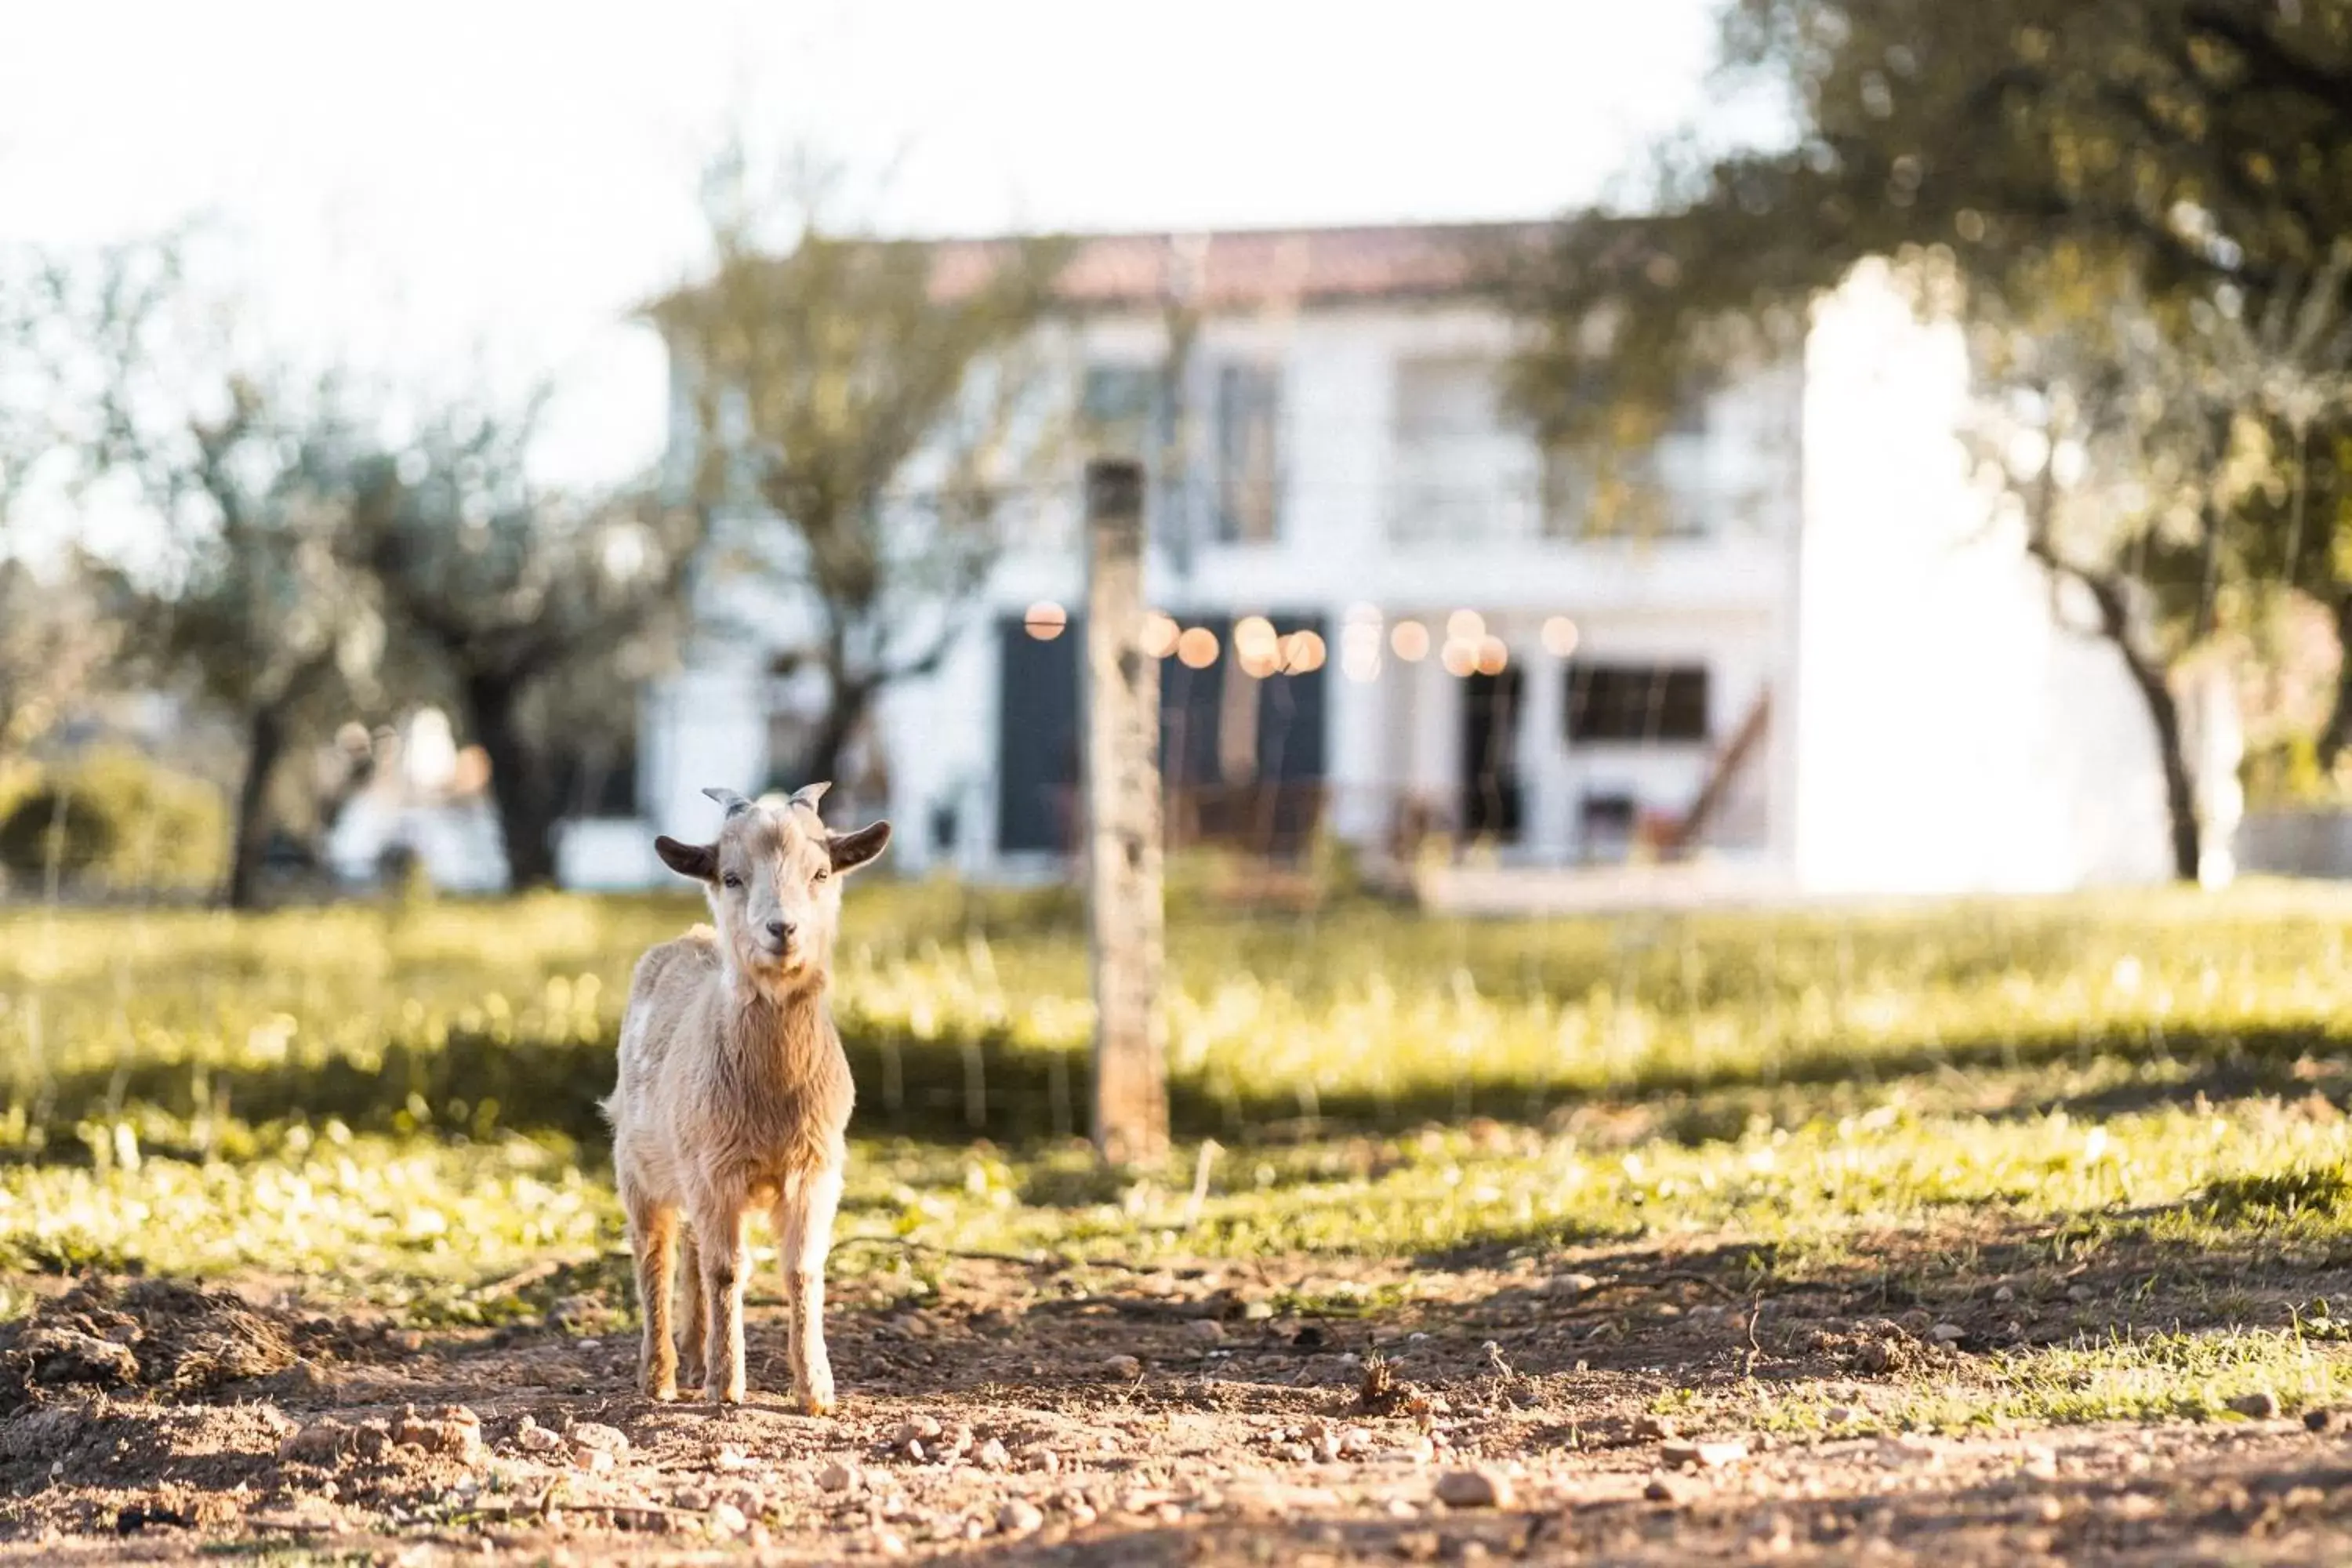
[1564,662,1711,745]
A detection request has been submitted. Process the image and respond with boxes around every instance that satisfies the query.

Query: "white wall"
[1790,261,2172,895]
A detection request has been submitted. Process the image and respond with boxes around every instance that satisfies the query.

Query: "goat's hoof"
[795,1392,837,1417]
[647,1381,679,1403]
[706,1384,745,1406]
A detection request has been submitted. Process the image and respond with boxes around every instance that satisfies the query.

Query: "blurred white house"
[555,222,2218,902]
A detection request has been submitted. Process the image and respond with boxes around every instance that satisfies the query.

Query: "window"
[1214,361,1282,543]
[1393,356,1496,445]
[1081,362,1159,439]
[1565,662,1711,743]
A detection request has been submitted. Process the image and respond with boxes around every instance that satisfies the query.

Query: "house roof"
[931,221,1553,311]
[648,220,1559,321]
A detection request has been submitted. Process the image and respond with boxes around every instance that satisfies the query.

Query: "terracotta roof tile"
[930,221,1550,310]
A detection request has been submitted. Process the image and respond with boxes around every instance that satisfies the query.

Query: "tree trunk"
[463,671,560,891]
[2320,593,2352,769]
[2071,565,2201,882]
[224,702,286,911]
[796,672,874,800]
[2031,538,2202,884]
[2119,644,2203,884]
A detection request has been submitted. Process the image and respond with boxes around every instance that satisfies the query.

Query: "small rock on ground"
[1100,1354,1143,1380]
[817,1460,861,1494]
[2229,1391,2282,1420]
[999,1499,1045,1535]
[1661,1439,1749,1470]
[1434,1468,1514,1508]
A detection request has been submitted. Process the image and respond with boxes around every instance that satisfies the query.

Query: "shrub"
[0,747,227,895]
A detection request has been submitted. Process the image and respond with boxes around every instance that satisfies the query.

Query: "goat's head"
[654,783,891,992]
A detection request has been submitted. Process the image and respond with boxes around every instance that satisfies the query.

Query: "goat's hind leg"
[624,1188,681,1401]
[776,1163,844,1416]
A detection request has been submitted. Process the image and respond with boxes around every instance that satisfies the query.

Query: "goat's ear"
[827,820,891,876]
[654,835,718,882]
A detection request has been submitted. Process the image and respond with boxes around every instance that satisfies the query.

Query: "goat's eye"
[721,873,742,889]
[813,866,831,884]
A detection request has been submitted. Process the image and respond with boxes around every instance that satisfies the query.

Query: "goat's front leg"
[691,1200,750,1404]
[777,1163,844,1416]
[623,1190,680,1401]
[676,1225,706,1392]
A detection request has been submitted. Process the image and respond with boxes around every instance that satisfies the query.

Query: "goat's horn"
[788,782,831,815]
[700,786,753,818]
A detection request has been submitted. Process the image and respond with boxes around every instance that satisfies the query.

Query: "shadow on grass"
[8,1016,2350,1161]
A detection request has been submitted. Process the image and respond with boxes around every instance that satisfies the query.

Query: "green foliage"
[0,746,225,892]
[2199,1163,2352,1225]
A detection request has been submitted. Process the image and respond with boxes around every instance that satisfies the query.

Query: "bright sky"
[2,0,1739,487]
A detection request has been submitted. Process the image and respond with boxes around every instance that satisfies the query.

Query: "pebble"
[1243,1301,1276,1321]
[1020,1444,1062,1475]
[976,1438,1011,1471]
[707,1501,750,1537]
[998,1499,1046,1535]
[568,1422,630,1458]
[1433,1468,1514,1508]
[1992,1284,2016,1304]
[875,1528,909,1558]
[1644,1475,1683,1503]
[576,1450,615,1475]
[1661,1439,1749,1470]
[2229,1391,2282,1420]
[2065,1285,2094,1304]
[1931,1323,1968,1345]
[2307,1408,2344,1433]
[1185,1318,1228,1345]
[1548,1272,1601,1298]
[1633,1414,1676,1441]
[392,1405,484,1461]
[277,1420,351,1466]
[942,1425,976,1461]
[1824,1406,1859,1426]
[891,1416,944,1447]
[513,1418,565,1457]
[1100,1355,1143,1381]
[817,1460,861,1494]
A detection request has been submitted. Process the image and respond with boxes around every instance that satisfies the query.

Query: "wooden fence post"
[1084,457,1168,1165]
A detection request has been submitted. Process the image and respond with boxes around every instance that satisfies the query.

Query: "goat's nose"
[765,918,790,943]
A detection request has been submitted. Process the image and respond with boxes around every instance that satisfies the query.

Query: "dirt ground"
[2,1244,2350,1567]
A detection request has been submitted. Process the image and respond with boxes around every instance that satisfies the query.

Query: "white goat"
[604,782,890,1408]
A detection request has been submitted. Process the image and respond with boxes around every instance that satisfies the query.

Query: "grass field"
[7,879,2352,1562]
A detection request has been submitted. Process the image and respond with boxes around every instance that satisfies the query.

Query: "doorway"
[1461,666,1524,842]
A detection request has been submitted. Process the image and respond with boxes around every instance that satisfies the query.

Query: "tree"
[1959,256,2227,878]
[59,242,389,907]
[96,369,391,908]
[652,162,1069,793]
[1509,0,2352,869]
[350,400,700,889]
[0,245,138,760]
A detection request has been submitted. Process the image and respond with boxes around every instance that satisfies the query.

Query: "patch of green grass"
[8,882,2352,1444]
